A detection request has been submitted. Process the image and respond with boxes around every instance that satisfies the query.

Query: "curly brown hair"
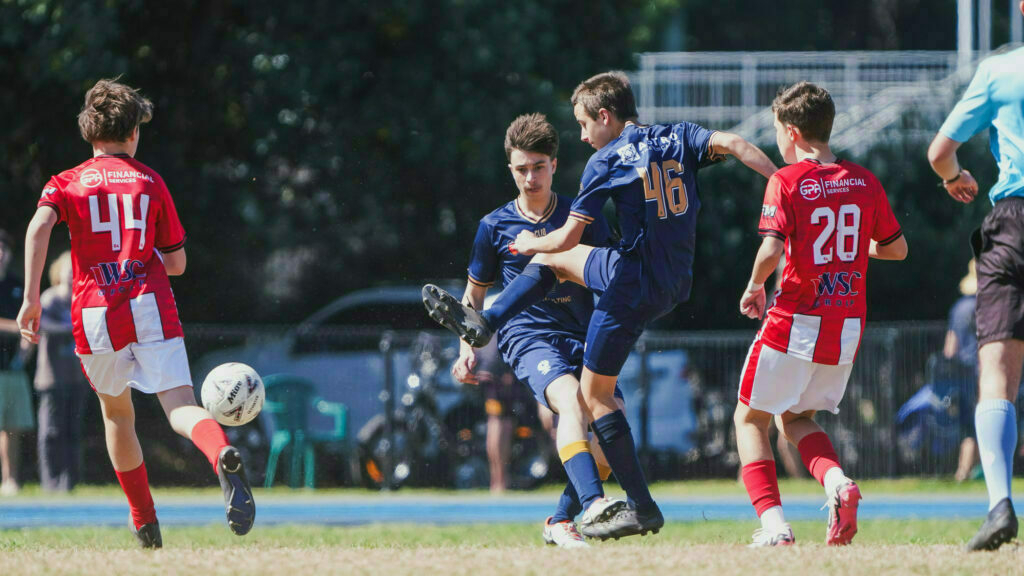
[504,113,559,161]
[78,78,153,144]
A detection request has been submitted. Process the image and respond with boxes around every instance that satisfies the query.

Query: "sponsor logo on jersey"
[821,177,866,196]
[813,271,861,297]
[90,259,148,287]
[42,186,56,197]
[537,360,551,375]
[80,169,103,188]
[761,204,778,218]
[104,169,155,184]
[616,143,641,164]
[799,178,823,201]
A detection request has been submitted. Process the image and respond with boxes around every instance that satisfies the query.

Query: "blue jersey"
[568,122,719,303]
[939,46,1024,204]
[467,194,610,352]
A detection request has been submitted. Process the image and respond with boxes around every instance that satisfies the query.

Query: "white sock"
[823,467,848,496]
[760,505,786,530]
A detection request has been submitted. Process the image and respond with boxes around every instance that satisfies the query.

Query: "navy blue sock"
[481,263,556,330]
[551,481,583,523]
[592,410,655,513]
[562,451,604,512]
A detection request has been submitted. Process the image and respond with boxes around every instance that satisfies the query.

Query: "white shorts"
[737,339,853,415]
[78,337,193,397]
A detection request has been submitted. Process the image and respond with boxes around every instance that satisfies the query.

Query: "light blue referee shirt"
[939,46,1024,204]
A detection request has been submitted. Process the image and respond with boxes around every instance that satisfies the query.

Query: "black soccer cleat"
[421,284,494,348]
[217,446,256,536]
[132,519,162,549]
[584,501,664,541]
[966,498,1018,551]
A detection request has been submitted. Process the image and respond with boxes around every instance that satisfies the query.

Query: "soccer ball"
[201,362,265,426]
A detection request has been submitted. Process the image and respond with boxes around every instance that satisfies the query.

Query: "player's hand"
[739,286,766,320]
[451,350,479,385]
[944,169,979,204]
[16,299,41,344]
[513,229,537,256]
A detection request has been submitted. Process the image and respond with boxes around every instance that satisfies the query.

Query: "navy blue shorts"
[583,247,678,376]
[507,333,623,410]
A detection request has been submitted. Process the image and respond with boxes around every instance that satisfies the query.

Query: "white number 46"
[89,194,150,251]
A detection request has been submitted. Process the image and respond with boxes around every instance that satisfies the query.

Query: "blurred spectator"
[474,339,543,493]
[35,251,89,492]
[947,259,980,482]
[0,229,34,496]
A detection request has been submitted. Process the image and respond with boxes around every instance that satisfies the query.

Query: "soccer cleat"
[217,446,256,536]
[966,498,1018,552]
[421,284,494,347]
[542,517,590,548]
[825,480,862,546]
[749,524,795,548]
[132,519,162,549]
[577,497,628,540]
[581,500,663,541]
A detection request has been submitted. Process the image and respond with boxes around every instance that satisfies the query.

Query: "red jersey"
[38,154,186,354]
[756,158,902,365]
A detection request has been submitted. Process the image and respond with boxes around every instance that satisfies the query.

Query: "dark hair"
[504,113,559,161]
[78,78,153,143]
[571,71,639,122]
[772,81,835,143]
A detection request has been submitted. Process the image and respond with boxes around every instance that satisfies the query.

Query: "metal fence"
[631,50,974,156]
[5,321,978,488]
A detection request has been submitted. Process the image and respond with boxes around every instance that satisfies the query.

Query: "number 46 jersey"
[38,154,186,355]
[757,158,902,366]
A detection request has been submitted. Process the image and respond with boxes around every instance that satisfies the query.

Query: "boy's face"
[773,114,799,165]
[574,103,617,151]
[508,149,556,199]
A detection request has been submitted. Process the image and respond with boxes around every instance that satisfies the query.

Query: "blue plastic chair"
[262,374,350,488]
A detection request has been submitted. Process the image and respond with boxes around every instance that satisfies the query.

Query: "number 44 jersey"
[38,154,186,355]
[757,158,902,366]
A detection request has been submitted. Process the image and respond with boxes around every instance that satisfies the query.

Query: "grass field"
[1,479,1022,575]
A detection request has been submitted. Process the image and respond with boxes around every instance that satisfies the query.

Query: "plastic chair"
[262,374,350,488]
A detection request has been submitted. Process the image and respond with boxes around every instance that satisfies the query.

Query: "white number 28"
[810,204,860,265]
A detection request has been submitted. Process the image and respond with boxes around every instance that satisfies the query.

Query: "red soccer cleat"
[826,481,862,545]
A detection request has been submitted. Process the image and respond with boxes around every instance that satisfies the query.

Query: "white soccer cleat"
[543,517,590,548]
[749,524,796,547]
[577,497,628,540]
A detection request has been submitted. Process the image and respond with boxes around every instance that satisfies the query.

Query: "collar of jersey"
[95,153,132,159]
[515,194,557,224]
[802,157,843,165]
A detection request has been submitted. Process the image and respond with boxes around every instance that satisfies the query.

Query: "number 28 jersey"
[38,154,186,355]
[757,159,902,365]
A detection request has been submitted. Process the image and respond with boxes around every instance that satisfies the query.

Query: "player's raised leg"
[777,410,860,546]
[158,385,255,536]
[966,339,1024,551]
[96,388,160,549]
[423,246,593,348]
[735,402,793,547]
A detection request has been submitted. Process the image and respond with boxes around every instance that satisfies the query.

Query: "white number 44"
[89,194,150,251]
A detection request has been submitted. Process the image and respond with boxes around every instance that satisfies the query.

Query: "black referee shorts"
[972,196,1024,346]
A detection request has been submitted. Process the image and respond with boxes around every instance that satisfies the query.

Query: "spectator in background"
[947,259,980,482]
[475,338,522,493]
[0,229,34,496]
[35,251,89,492]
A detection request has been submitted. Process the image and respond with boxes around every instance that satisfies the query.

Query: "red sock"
[797,431,841,486]
[115,462,157,529]
[191,418,230,472]
[741,460,782,516]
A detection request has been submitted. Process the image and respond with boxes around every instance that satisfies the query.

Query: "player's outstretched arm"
[869,235,908,261]
[513,218,586,256]
[710,132,778,179]
[927,134,979,204]
[452,282,488,385]
[17,207,58,343]
[739,236,785,320]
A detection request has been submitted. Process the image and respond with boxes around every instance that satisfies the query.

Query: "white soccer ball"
[201,362,265,426]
